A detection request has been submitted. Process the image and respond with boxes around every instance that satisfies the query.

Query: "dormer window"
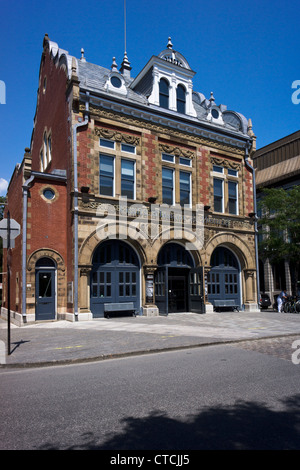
[176,84,186,113]
[159,78,169,109]
[130,38,197,117]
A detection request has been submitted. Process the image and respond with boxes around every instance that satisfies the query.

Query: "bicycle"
[283,296,300,313]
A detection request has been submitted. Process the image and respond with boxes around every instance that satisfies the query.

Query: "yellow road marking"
[54,345,83,350]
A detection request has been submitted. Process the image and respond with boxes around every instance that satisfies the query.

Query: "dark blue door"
[90,240,140,317]
[207,246,240,308]
[35,268,55,320]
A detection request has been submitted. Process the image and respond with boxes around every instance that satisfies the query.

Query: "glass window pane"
[121,159,135,199]
[100,155,114,196]
[180,171,190,206]
[177,85,186,113]
[121,143,135,153]
[162,153,175,163]
[100,139,115,149]
[159,78,169,109]
[214,178,223,212]
[213,165,223,173]
[39,273,52,297]
[100,155,114,175]
[162,168,174,205]
[179,157,191,166]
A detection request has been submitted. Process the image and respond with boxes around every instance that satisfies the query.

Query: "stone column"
[204,266,214,313]
[244,269,259,311]
[143,265,159,316]
[78,265,93,320]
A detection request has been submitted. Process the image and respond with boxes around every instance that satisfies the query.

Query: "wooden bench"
[104,302,136,319]
[214,300,240,312]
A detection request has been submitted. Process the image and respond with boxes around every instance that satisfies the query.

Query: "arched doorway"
[90,240,140,318]
[207,246,241,308]
[155,242,204,314]
[35,257,56,320]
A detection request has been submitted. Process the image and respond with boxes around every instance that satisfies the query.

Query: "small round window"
[212,108,219,119]
[43,188,55,200]
[110,76,122,88]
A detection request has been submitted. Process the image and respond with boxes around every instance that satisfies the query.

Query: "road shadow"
[39,394,300,450]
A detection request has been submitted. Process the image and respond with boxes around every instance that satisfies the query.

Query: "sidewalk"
[1,310,300,368]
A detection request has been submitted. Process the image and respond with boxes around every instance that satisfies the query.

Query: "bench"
[104,302,136,319]
[214,300,240,312]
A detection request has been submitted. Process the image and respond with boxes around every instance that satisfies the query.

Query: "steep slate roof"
[45,36,250,137]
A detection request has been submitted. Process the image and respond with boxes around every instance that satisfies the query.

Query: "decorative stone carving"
[94,127,140,146]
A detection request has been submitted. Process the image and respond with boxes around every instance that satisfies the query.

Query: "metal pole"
[7,210,10,355]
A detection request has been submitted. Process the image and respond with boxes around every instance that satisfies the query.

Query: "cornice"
[79,102,246,156]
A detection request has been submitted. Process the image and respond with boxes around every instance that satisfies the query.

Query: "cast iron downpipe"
[22,174,35,318]
[244,141,260,306]
[73,92,89,318]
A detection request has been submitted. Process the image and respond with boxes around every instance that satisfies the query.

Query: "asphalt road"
[1,337,300,451]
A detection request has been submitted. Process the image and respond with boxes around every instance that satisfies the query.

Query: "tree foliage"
[258,185,300,293]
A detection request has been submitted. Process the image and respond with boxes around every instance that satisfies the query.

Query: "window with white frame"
[121,159,135,199]
[213,178,224,213]
[211,162,239,214]
[99,136,137,199]
[159,78,169,109]
[228,181,238,215]
[161,152,192,206]
[179,171,191,206]
[100,154,114,196]
[162,167,174,205]
[176,84,186,113]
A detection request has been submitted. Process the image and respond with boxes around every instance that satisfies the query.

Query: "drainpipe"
[73,92,89,319]
[244,141,260,306]
[22,174,35,318]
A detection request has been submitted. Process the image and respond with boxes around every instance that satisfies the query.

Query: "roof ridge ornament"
[120,51,132,78]
[80,48,86,62]
[167,37,173,49]
[111,57,118,71]
[209,91,215,107]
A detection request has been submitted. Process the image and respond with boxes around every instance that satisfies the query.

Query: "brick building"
[254,130,300,301]
[1,35,258,325]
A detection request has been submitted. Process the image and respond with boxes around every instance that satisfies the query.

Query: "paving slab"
[1,310,300,368]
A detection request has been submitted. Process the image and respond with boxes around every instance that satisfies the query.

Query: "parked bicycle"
[283,296,300,313]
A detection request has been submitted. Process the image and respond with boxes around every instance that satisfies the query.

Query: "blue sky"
[0,0,299,195]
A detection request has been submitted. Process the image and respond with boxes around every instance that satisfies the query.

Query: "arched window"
[90,240,140,317]
[159,78,169,109]
[176,84,186,113]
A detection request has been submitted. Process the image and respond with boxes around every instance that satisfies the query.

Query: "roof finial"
[111,57,118,71]
[167,37,173,49]
[209,91,215,106]
[80,48,86,62]
[120,51,131,78]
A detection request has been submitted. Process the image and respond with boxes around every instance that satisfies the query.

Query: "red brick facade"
[1,36,258,325]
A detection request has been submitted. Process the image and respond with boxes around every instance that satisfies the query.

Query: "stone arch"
[78,223,148,268]
[27,248,65,272]
[204,232,255,270]
[151,227,203,268]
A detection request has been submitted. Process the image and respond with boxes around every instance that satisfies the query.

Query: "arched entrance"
[155,242,204,314]
[35,257,56,320]
[90,240,141,318]
[207,246,241,308]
